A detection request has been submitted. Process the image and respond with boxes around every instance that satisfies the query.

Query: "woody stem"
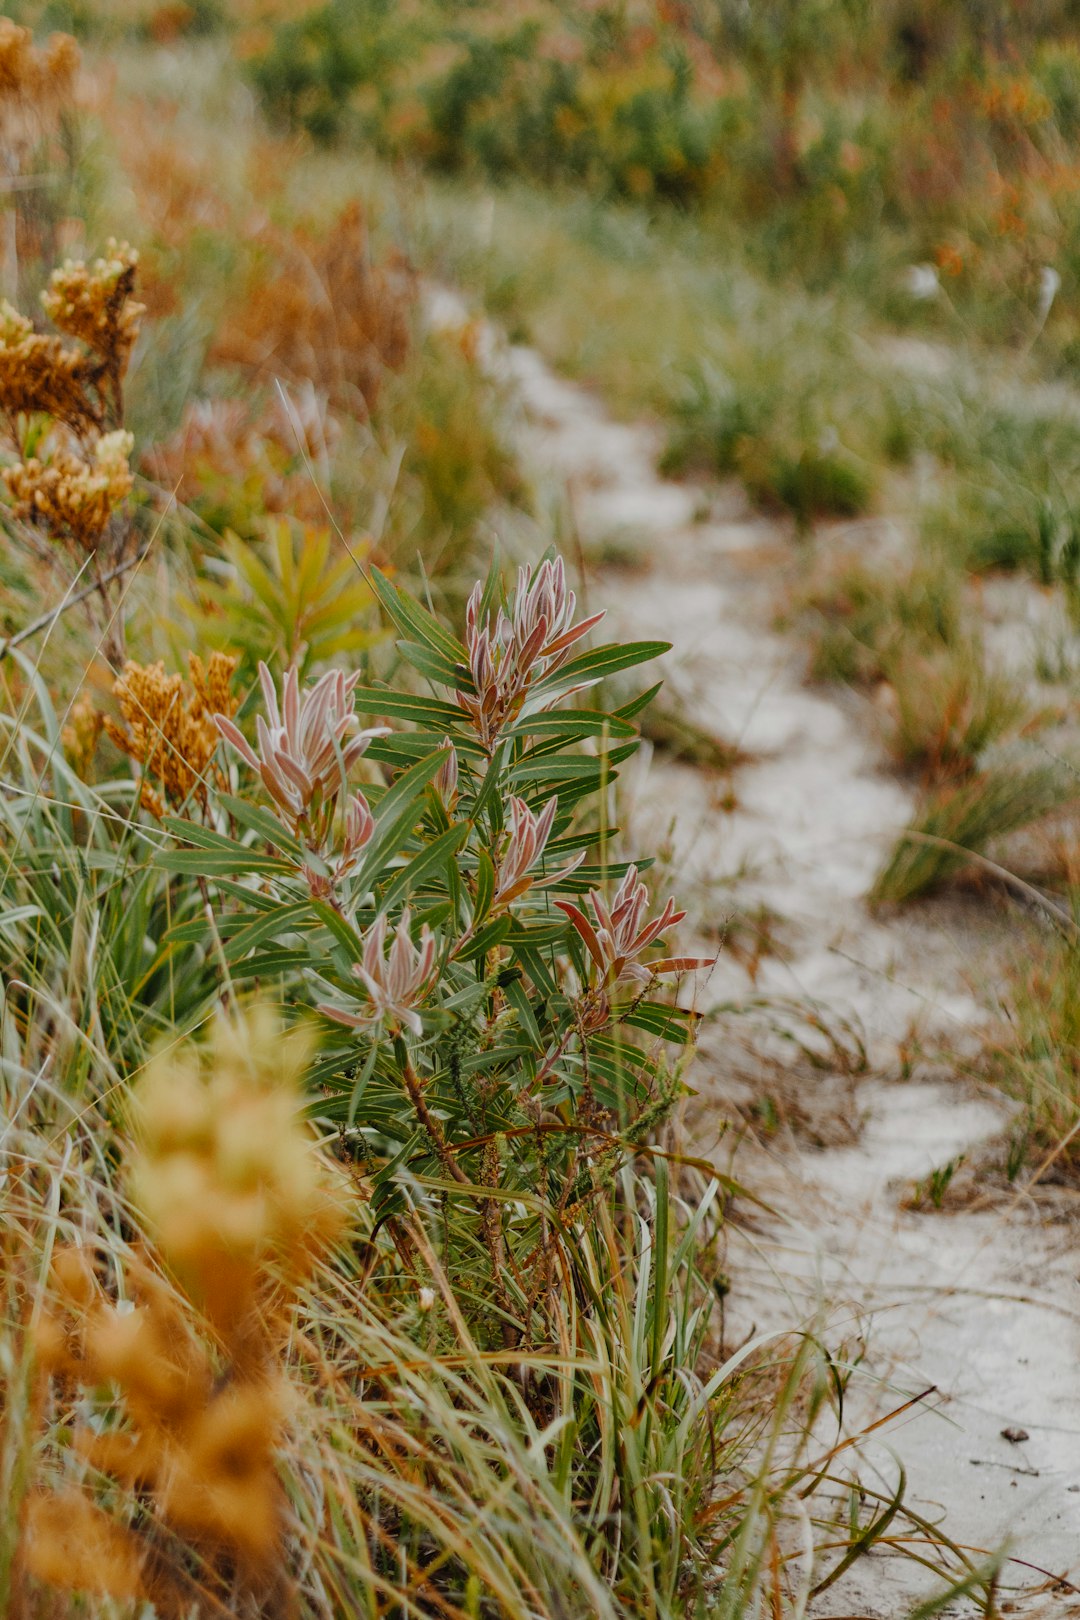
[395,1040,469,1186]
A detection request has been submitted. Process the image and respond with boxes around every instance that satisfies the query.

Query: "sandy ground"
[429,288,1080,1615]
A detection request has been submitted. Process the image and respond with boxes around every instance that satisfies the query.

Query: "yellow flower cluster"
[42,240,145,366]
[103,650,238,818]
[4,428,134,550]
[60,690,104,778]
[27,1009,345,1603]
[130,1007,346,1351]
[0,297,92,429]
[30,1248,289,1597]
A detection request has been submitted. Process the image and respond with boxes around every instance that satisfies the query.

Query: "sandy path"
[430,290,1080,1614]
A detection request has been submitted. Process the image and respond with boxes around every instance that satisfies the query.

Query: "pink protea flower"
[215,662,387,833]
[556,866,704,992]
[457,558,604,752]
[303,791,375,900]
[434,738,459,810]
[318,911,436,1037]
[492,795,583,909]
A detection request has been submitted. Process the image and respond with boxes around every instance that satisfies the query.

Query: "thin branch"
[0,543,150,661]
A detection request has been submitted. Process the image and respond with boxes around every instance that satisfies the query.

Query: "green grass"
[871,755,1080,904]
[985,919,1080,1175]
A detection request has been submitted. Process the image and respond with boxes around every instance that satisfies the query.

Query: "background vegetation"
[0,1,1077,1614]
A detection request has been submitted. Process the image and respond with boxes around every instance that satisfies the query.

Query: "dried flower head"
[61,690,104,778]
[210,200,412,414]
[319,909,436,1037]
[130,1005,346,1348]
[42,240,144,364]
[0,20,78,168]
[4,428,134,551]
[0,18,78,101]
[22,1490,144,1602]
[28,1010,344,1602]
[103,650,238,817]
[458,558,604,752]
[33,1257,287,1590]
[0,305,93,429]
[146,383,341,524]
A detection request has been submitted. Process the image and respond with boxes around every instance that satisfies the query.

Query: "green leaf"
[159,817,258,857]
[506,742,638,786]
[309,900,365,963]
[621,1002,697,1045]
[156,848,290,876]
[614,681,663,721]
[455,914,511,961]
[358,748,450,886]
[156,816,292,877]
[350,687,464,728]
[379,822,468,914]
[506,710,637,741]
[528,641,670,704]
[347,1041,380,1129]
[229,948,313,980]
[369,567,466,663]
[503,976,542,1047]
[473,848,495,929]
[215,794,302,858]
[396,640,468,690]
[223,901,314,963]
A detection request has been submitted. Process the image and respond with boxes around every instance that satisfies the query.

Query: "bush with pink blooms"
[160,555,708,1344]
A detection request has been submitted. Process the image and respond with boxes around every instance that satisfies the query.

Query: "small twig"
[396,1044,470,1186]
[0,543,150,661]
[969,1456,1040,1479]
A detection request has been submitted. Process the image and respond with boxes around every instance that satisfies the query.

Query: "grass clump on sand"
[985,920,1080,1177]
[871,756,1078,905]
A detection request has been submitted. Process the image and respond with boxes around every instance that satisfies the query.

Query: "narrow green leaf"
[379,823,468,914]
[359,749,449,885]
[473,848,494,929]
[455,914,511,961]
[369,566,466,663]
[397,640,468,689]
[223,902,314,962]
[215,794,302,858]
[350,687,463,727]
[621,1002,697,1045]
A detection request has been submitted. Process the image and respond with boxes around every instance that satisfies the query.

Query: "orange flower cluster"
[26,1009,346,1606]
[0,17,78,99]
[4,428,134,551]
[210,201,413,415]
[103,651,238,817]
[42,241,145,379]
[0,243,145,600]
